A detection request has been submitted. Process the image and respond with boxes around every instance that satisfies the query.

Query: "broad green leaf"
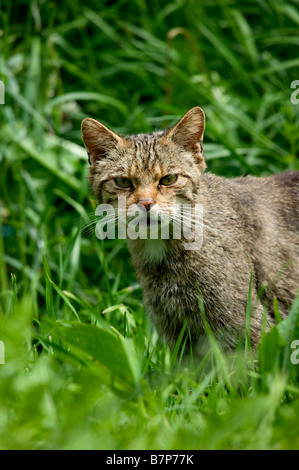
[42,318,140,387]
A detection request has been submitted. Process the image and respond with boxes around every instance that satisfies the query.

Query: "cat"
[81,107,299,351]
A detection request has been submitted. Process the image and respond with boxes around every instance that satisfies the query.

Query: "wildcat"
[81,107,299,350]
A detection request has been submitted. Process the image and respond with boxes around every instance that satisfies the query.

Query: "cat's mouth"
[134,213,163,228]
[146,215,163,230]
[125,209,171,234]
[126,203,171,224]
[146,215,153,227]
[146,211,161,223]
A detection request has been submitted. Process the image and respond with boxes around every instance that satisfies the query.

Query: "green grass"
[0,0,299,450]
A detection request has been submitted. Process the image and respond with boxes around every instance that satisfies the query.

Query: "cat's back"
[232,170,299,233]
[204,169,299,194]
[203,170,299,232]
[267,170,299,211]
[231,169,299,196]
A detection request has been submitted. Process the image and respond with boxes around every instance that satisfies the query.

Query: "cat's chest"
[135,255,200,309]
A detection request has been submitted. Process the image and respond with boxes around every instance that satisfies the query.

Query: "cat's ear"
[167,106,205,157]
[81,118,123,164]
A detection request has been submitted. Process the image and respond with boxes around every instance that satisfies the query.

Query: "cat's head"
[81,107,206,228]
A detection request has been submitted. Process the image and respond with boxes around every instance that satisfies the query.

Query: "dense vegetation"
[0,0,299,449]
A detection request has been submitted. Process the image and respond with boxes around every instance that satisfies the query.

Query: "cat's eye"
[114,177,132,188]
[159,174,178,186]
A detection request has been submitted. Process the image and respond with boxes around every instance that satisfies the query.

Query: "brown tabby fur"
[81,107,299,351]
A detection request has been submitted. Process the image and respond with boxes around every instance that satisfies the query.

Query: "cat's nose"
[137,198,155,211]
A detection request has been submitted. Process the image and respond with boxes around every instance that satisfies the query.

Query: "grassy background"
[0,0,299,450]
